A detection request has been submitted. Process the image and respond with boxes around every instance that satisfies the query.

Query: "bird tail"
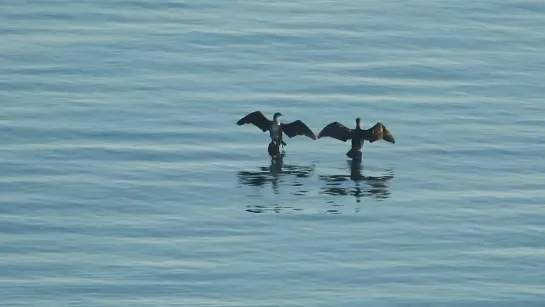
[346,148,361,160]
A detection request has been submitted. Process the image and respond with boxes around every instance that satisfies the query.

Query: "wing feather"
[365,122,395,144]
[236,111,271,132]
[281,120,316,140]
[317,122,353,142]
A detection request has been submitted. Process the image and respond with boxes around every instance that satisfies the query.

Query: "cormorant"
[237,111,316,158]
[317,118,395,161]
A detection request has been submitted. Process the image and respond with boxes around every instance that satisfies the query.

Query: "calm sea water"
[1,0,544,306]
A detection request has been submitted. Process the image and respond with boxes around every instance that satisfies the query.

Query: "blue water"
[1,0,545,306]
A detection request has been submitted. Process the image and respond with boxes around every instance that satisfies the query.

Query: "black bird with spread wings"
[318,117,395,161]
[237,111,316,158]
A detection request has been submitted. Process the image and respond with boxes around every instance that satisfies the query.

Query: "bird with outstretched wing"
[317,118,395,162]
[236,111,316,159]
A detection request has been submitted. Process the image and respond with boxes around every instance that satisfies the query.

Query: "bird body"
[270,117,282,144]
[318,117,395,161]
[237,111,316,159]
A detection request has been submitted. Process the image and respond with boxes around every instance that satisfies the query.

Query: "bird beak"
[279,113,283,117]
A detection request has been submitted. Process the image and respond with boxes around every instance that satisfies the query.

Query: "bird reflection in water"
[319,160,394,203]
[237,156,315,213]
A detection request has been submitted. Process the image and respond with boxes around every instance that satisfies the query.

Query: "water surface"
[1,0,544,306]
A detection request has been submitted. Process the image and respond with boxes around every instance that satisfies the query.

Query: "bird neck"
[274,118,281,125]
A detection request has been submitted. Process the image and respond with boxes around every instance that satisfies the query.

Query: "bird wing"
[281,120,317,140]
[317,122,353,142]
[236,111,271,132]
[365,122,395,144]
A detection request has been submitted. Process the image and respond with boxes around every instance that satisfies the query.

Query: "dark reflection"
[319,160,394,202]
[237,156,314,214]
[237,155,314,195]
[245,204,304,214]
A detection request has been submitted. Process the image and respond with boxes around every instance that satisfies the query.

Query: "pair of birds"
[237,111,395,161]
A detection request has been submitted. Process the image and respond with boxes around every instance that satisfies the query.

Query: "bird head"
[356,117,361,127]
[273,112,283,121]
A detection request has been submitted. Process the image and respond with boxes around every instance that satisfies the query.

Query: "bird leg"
[273,138,285,155]
[278,134,287,151]
[356,150,362,162]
